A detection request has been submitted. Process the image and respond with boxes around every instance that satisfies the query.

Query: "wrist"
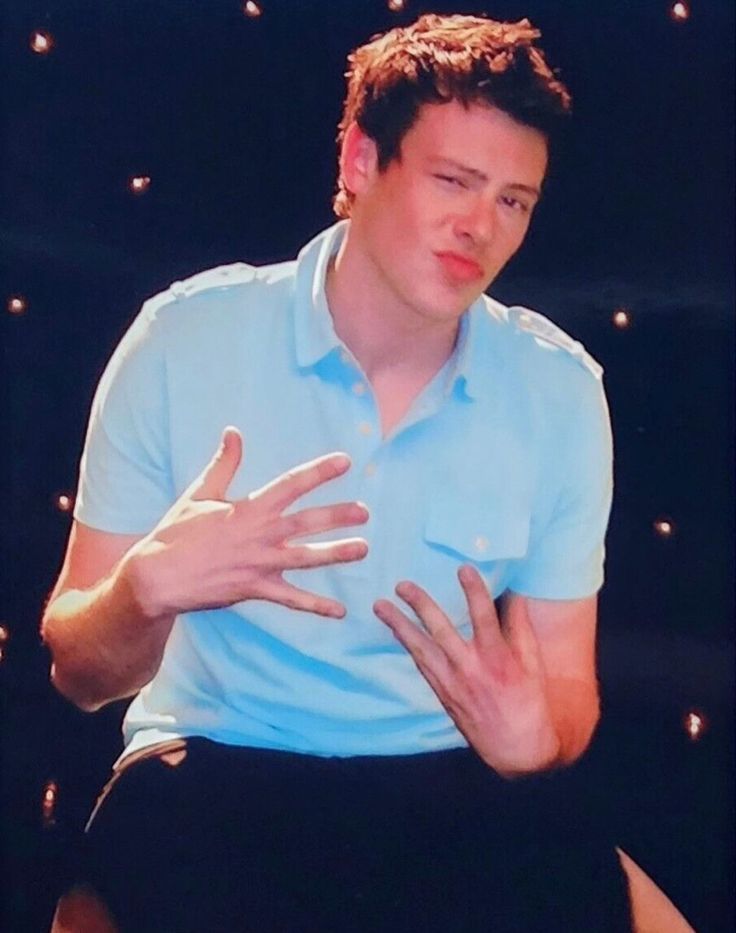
[482,711,561,779]
[118,540,173,623]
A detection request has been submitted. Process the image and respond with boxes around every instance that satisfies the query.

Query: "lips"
[435,252,484,283]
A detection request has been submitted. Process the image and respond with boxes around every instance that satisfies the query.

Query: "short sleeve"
[73,294,176,534]
[509,376,614,600]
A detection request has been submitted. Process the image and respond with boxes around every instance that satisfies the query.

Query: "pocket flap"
[423,499,529,563]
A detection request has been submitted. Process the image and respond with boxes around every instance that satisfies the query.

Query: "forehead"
[401,100,548,181]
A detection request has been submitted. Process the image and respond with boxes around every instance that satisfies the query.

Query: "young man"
[44,14,633,932]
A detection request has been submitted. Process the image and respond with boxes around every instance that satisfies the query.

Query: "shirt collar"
[448,294,505,402]
[293,220,348,368]
[293,220,502,401]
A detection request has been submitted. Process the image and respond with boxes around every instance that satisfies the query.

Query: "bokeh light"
[30,31,54,55]
[41,780,58,828]
[7,295,27,315]
[612,308,631,329]
[671,2,690,21]
[683,709,707,741]
[653,517,675,538]
[55,493,74,513]
[243,1,262,17]
[129,175,151,194]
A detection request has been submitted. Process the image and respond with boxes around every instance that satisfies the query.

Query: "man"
[43,13,633,932]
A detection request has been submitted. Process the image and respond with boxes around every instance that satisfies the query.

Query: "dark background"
[1,1,733,930]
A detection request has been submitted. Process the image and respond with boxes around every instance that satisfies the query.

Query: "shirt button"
[358,421,373,436]
[474,535,489,554]
[364,463,377,477]
[352,381,366,396]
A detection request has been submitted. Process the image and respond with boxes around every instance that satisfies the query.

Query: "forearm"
[41,553,175,712]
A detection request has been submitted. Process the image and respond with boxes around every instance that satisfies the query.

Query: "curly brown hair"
[333,13,572,218]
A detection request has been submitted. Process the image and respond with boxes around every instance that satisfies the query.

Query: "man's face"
[347,100,549,326]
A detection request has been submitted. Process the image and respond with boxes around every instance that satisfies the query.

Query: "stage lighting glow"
[653,518,674,537]
[56,493,74,513]
[42,780,58,827]
[612,308,631,329]
[30,31,54,54]
[7,295,27,315]
[388,0,406,11]
[243,1,262,16]
[129,175,151,194]
[0,625,8,645]
[683,710,706,741]
[671,2,689,21]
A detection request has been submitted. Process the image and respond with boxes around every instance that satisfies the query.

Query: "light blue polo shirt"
[74,220,613,761]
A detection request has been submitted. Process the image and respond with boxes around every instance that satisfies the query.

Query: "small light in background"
[683,709,707,741]
[129,175,151,195]
[7,295,28,315]
[42,780,58,828]
[653,517,675,538]
[671,2,690,21]
[388,0,406,11]
[612,308,631,329]
[55,493,74,513]
[243,1,262,17]
[30,31,55,55]
[0,624,8,664]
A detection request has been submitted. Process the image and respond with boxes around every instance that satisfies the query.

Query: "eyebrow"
[431,158,542,199]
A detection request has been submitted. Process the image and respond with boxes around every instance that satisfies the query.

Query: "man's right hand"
[125,427,369,621]
[42,427,369,710]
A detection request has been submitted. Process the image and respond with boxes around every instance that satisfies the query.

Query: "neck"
[324,225,460,383]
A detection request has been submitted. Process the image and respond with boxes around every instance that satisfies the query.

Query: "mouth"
[434,252,485,284]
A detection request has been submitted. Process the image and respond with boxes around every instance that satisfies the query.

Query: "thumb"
[189,427,243,502]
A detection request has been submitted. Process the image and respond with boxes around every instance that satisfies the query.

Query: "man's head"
[333,13,571,219]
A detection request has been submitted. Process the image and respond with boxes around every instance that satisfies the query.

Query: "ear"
[339,122,379,200]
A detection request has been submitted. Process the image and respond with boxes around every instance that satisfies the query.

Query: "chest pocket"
[423,499,530,565]
[415,497,530,633]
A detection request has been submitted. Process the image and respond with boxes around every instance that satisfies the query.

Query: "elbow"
[42,617,108,713]
[559,690,601,766]
[49,660,107,713]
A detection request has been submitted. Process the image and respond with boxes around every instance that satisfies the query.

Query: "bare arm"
[501,591,600,766]
[373,567,599,777]
[42,523,163,711]
[42,428,369,712]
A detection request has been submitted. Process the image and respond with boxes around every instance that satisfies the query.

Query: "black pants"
[83,738,633,932]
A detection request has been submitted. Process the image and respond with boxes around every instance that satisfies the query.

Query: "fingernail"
[334,453,351,470]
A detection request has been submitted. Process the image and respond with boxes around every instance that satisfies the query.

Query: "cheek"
[499,218,530,257]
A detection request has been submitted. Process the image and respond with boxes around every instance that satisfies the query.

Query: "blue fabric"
[74,220,613,759]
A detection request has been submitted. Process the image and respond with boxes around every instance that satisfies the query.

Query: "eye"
[500,194,531,214]
[434,173,467,189]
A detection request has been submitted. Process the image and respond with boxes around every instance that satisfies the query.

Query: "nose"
[453,194,496,247]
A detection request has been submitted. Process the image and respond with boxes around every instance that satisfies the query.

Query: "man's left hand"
[373,564,561,777]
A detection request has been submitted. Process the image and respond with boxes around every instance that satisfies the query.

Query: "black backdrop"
[2,1,734,930]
